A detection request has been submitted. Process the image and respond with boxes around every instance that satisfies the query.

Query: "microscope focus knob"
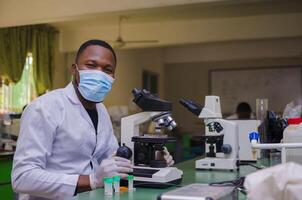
[221,144,232,154]
[116,144,133,159]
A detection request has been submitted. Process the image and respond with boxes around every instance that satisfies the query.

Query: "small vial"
[103,177,113,196]
[113,176,120,193]
[127,175,134,191]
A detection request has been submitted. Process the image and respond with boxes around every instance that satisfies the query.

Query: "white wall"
[163,37,302,133]
[163,37,302,63]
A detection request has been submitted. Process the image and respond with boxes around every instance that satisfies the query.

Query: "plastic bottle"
[127,175,134,191]
[113,176,120,193]
[103,177,113,196]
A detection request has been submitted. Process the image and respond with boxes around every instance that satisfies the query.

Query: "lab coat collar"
[65,82,81,105]
[64,82,95,129]
[64,82,105,109]
[64,82,105,134]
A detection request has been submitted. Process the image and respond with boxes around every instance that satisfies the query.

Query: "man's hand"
[89,153,133,189]
[163,147,174,167]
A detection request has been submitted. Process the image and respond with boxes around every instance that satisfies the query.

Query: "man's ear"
[70,64,77,76]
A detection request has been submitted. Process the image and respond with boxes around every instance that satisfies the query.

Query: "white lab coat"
[11,83,119,200]
[244,162,302,200]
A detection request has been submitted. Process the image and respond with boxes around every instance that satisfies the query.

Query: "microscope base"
[195,157,238,170]
[131,166,183,188]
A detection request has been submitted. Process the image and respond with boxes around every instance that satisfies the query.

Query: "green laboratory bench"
[70,158,261,200]
[0,152,14,200]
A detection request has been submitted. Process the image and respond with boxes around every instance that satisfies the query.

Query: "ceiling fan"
[109,15,159,48]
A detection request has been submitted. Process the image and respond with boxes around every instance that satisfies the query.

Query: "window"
[0,53,37,113]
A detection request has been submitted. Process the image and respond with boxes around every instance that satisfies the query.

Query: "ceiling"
[1,0,302,51]
[52,0,302,29]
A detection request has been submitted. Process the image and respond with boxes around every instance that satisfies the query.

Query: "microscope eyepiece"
[179,98,202,116]
[131,88,172,111]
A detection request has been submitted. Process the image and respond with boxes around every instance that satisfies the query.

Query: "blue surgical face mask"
[75,65,115,102]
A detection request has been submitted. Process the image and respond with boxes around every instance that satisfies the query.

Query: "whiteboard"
[210,66,302,114]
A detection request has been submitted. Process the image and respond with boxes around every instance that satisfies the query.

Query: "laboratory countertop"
[69,158,261,200]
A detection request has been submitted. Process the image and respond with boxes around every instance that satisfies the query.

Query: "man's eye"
[104,68,113,73]
[87,63,96,67]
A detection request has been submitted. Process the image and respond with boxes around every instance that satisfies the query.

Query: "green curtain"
[31,25,57,94]
[0,24,58,94]
[0,26,31,83]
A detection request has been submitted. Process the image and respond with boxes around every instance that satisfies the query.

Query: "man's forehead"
[79,45,115,63]
[81,45,111,56]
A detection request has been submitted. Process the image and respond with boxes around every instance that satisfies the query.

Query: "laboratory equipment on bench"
[179,96,239,170]
[257,111,288,159]
[158,183,237,200]
[249,131,302,164]
[283,118,302,165]
[250,115,302,164]
[258,111,287,144]
[231,120,260,161]
[120,88,183,188]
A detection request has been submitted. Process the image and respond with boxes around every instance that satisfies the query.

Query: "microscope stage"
[129,166,183,188]
[132,167,159,177]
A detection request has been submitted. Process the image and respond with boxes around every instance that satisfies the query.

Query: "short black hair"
[75,39,117,65]
[236,102,252,113]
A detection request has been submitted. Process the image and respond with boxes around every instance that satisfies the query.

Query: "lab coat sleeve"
[11,99,79,199]
[103,129,119,159]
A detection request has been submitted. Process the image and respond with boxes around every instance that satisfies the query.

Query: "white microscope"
[180,96,239,171]
[120,88,183,188]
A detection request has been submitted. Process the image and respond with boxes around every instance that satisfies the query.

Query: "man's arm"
[12,100,79,199]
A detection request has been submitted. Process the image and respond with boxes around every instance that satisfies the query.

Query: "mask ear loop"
[72,64,80,85]
[73,63,80,72]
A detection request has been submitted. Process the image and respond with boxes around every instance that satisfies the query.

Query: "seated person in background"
[227,102,254,119]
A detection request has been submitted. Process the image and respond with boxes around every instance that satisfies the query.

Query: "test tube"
[113,176,120,193]
[103,177,113,196]
[127,175,134,191]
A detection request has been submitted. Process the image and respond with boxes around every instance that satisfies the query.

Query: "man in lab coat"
[12,40,174,200]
